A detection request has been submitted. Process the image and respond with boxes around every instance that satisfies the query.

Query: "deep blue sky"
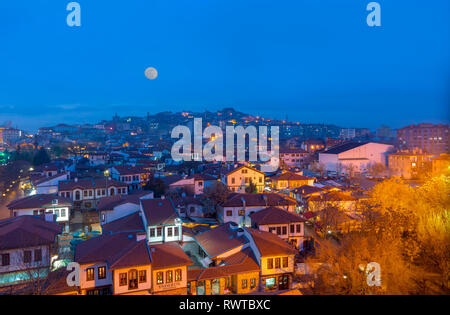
[1,0,449,132]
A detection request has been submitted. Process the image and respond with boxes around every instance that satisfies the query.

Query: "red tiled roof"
[223,193,296,208]
[291,185,324,196]
[140,198,179,226]
[43,268,80,294]
[188,174,217,181]
[249,206,305,225]
[75,233,151,269]
[96,191,150,211]
[188,249,259,281]
[271,171,315,182]
[149,242,192,269]
[308,191,357,202]
[194,223,247,258]
[7,194,72,210]
[101,212,145,234]
[58,178,127,191]
[246,227,297,257]
[0,216,62,250]
[113,165,149,175]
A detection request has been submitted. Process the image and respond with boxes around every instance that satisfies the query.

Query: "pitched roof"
[271,171,315,182]
[74,233,151,269]
[279,148,307,154]
[188,174,217,181]
[223,193,296,208]
[291,185,325,196]
[113,165,149,175]
[96,192,150,211]
[194,223,248,258]
[308,191,357,202]
[0,216,62,250]
[187,249,259,281]
[7,194,72,210]
[247,228,297,257]
[159,175,183,186]
[58,178,127,191]
[149,242,192,269]
[42,268,80,294]
[101,212,145,234]
[226,165,266,176]
[140,198,179,226]
[321,142,368,154]
[249,206,305,225]
[33,172,69,186]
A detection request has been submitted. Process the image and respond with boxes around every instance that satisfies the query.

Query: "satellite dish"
[145,67,158,80]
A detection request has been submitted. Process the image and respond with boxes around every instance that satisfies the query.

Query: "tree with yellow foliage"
[308,175,450,294]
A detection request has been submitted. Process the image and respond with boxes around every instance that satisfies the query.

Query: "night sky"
[1,0,449,132]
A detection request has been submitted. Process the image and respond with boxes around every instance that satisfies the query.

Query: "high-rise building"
[397,123,449,154]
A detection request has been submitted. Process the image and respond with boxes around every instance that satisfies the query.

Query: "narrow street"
[0,178,25,220]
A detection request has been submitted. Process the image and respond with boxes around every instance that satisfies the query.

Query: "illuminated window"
[157,272,163,284]
[275,258,281,269]
[86,268,95,281]
[129,269,138,289]
[119,273,127,286]
[166,270,173,283]
[267,258,273,269]
[98,266,106,279]
[175,269,182,281]
[139,270,147,283]
[265,277,276,290]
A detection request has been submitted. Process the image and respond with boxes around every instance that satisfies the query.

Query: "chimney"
[136,233,146,242]
[240,197,246,209]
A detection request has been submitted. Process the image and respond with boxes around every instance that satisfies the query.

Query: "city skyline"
[1,0,449,131]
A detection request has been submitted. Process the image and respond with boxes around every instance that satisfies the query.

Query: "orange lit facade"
[388,150,434,179]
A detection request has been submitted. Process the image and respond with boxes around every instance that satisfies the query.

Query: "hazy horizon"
[1,0,449,133]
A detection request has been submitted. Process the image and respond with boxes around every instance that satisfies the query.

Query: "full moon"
[145,67,158,80]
